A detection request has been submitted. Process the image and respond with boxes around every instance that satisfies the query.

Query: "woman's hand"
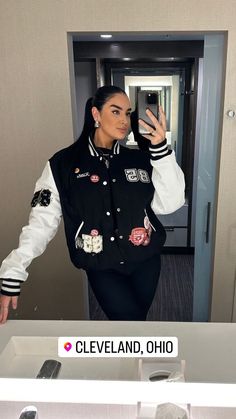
[0,294,18,324]
[138,106,167,145]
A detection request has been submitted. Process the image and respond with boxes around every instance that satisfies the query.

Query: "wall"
[0,0,235,321]
[74,61,97,136]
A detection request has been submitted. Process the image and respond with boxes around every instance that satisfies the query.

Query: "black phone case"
[137,90,159,135]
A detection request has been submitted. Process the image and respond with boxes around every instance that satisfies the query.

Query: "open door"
[193,34,226,321]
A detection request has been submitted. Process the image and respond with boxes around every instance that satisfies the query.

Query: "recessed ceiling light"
[100,34,112,39]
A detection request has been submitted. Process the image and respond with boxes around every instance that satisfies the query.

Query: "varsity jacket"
[0,137,185,296]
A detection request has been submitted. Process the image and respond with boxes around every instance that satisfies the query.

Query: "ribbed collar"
[88,137,120,157]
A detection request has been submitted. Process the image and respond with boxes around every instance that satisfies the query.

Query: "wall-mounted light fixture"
[100,34,112,39]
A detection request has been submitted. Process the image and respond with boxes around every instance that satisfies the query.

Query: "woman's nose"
[121,114,129,126]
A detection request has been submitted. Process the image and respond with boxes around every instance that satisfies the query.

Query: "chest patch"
[90,174,100,183]
[75,171,90,179]
[124,168,150,183]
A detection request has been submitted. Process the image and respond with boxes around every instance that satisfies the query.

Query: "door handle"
[165,227,175,232]
[206,202,211,243]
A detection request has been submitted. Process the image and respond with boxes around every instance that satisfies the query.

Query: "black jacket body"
[50,138,166,272]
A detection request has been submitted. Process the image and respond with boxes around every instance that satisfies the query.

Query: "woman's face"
[92,93,131,142]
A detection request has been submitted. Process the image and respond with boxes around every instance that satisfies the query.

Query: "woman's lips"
[117,128,128,134]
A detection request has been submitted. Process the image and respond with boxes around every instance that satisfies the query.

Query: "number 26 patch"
[124,168,150,183]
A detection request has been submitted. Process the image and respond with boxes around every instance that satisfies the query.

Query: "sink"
[0,336,139,380]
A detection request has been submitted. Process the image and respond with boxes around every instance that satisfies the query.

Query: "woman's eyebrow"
[110,104,132,111]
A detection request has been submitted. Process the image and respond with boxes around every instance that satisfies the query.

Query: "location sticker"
[64,342,72,352]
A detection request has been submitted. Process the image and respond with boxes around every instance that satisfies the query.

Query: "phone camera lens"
[146,93,157,105]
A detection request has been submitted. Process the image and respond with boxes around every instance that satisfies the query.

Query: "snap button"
[120,261,125,264]
[110,236,115,241]
[119,235,123,239]
[106,211,111,216]
[103,181,108,186]
[112,178,116,183]
[116,208,121,212]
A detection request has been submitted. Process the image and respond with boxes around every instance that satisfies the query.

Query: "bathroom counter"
[1,320,236,417]
[0,319,236,383]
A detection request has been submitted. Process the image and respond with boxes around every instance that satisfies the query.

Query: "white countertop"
[1,320,236,418]
[0,320,236,383]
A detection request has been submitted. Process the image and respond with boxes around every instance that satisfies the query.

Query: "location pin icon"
[64,342,72,352]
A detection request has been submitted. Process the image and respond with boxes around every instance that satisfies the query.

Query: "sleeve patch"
[31,189,51,207]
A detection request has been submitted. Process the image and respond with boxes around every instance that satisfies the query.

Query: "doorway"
[69,33,226,321]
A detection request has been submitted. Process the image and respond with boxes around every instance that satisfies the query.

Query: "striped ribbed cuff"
[149,138,172,160]
[1,279,22,296]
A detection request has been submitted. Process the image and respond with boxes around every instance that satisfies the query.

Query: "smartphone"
[137,90,159,135]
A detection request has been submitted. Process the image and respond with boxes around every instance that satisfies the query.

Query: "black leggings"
[86,255,161,321]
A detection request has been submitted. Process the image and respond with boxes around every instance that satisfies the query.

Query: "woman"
[0,85,185,323]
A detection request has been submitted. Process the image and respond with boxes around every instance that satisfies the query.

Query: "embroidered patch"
[82,234,103,254]
[90,229,99,236]
[90,175,100,183]
[125,168,139,182]
[125,169,150,183]
[129,228,148,246]
[31,189,51,207]
[138,169,150,183]
[129,215,153,247]
[74,168,80,174]
[76,171,90,179]
[75,231,103,254]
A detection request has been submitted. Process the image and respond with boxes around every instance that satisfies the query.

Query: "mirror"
[72,36,204,322]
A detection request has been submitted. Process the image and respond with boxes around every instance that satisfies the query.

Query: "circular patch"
[74,168,80,174]
[90,174,100,183]
[129,227,147,246]
[90,229,99,236]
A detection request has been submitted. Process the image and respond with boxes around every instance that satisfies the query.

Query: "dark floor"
[89,254,194,321]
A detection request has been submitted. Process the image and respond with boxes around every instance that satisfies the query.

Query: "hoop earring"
[94,120,100,128]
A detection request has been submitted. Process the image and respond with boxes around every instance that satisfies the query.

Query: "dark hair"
[79,85,127,141]
[92,85,127,111]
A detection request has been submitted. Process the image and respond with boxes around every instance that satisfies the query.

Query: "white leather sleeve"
[0,162,62,283]
[150,151,185,215]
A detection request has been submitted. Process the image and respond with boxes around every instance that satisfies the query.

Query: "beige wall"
[0,0,236,321]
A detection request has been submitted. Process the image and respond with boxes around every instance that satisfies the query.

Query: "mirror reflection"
[0,33,226,326]
[73,36,203,322]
